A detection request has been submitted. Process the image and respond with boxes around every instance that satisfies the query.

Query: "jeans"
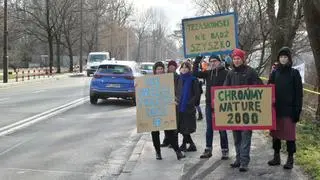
[205,105,229,150]
[232,130,252,166]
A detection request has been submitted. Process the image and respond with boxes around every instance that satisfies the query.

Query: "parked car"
[139,62,154,75]
[89,60,142,105]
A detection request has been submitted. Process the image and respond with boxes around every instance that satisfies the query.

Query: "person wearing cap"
[145,61,185,160]
[267,47,303,170]
[193,54,230,160]
[176,61,200,152]
[224,48,263,172]
[160,60,179,148]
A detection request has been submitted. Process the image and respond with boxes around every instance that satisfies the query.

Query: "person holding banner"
[193,55,230,160]
[161,60,179,148]
[267,47,303,169]
[176,62,200,152]
[150,61,186,160]
[223,48,263,172]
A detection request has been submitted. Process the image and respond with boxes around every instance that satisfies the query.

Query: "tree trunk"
[304,0,320,121]
[267,0,301,69]
[48,35,54,74]
[55,35,61,73]
[68,46,74,72]
[136,35,142,62]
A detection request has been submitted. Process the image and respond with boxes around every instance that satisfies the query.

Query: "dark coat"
[223,65,263,86]
[268,66,303,122]
[193,62,228,105]
[176,76,200,134]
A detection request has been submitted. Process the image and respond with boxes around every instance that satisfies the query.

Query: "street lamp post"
[126,30,129,60]
[3,0,8,83]
[79,0,83,73]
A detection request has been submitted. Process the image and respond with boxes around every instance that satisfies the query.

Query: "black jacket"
[193,62,228,105]
[223,65,263,86]
[268,66,303,122]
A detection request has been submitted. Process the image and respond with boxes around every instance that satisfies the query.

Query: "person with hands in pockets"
[267,47,303,170]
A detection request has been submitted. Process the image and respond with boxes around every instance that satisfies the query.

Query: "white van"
[86,52,111,76]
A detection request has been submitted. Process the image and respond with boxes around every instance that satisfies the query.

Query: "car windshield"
[89,54,107,62]
[97,65,131,74]
[141,64,153,70]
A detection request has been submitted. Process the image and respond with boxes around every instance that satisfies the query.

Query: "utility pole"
[3,0,8,83]
[79,0,83,73]
[126,30,129,60]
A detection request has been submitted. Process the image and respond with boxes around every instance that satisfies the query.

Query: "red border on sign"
[211,85,276,130]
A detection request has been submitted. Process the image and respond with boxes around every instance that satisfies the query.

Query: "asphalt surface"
[0,77,140,180]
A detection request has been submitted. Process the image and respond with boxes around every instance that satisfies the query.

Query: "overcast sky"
[132,0,197,32]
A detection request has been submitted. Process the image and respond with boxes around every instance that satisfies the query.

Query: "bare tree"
[133,8,152,62]
[303,0,320,121]
[267,0,304,66]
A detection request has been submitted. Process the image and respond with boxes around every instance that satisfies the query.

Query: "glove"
[194,55,203,64]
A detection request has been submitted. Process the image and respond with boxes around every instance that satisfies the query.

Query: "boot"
[283,154,294,169]
[221,149,229,160]
[179,143,187,152]
[239,165,248,172]
[176,151,186,160]
[230,160,240,168]
[197,112,203,121]
[200,149,212,159]
[268,152,281,166]
[186,143,197,152]
[156,151,162,160]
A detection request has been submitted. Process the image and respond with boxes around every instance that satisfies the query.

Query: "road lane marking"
[0,98,9,103]
[32,90,46,93]
[1,168,93,175]
[0,138,33,156]
[0,97,89,136]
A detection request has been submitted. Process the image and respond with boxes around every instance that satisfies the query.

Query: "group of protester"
[146,47,303,172]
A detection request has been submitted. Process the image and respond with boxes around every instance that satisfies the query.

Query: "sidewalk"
[0,72,85,89]
[118,104,309,180]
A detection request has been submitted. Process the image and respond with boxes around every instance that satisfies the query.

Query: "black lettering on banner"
[227,113,233,124]
[226,112,259,125]
[235,113,241,124]
[252,113,258,124]
[243,113,250,124]
[226,41,231,47]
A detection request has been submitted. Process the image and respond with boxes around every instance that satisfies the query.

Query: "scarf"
[179,72,196,112]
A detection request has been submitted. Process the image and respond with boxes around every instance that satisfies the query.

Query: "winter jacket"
[193,62,228,105]
[268,66,303,122]
[223,65,263,86]
[176,76,200,134]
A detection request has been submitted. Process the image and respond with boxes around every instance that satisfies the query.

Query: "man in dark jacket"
[267,47,303,170]
[193,54,229,160]
[224,48,263,172]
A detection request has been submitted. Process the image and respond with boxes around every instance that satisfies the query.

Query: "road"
[0,77,140,180]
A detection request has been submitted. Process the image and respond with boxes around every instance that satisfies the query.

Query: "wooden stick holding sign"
[135,73,177,133]
[211,85,276,130]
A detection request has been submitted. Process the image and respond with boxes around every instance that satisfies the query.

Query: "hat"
[278,46,291,57]
[153,61,165,74]
[278,46,292,64]
[232,48,246,61]
[224,56,232,64]
[209,54,221,61]
[167,60,177,68]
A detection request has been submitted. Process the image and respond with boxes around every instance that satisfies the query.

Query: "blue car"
[89,61,142,105]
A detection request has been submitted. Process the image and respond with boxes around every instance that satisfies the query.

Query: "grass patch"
[295,120,320,180]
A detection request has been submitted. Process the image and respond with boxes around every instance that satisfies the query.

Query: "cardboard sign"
[135,73,177,133]
[182,13,238,58]
[211,85,276,130]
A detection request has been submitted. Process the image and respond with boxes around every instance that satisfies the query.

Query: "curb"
[121,133,147,173]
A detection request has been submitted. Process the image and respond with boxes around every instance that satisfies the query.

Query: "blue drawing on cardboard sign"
[153,118,161,127]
